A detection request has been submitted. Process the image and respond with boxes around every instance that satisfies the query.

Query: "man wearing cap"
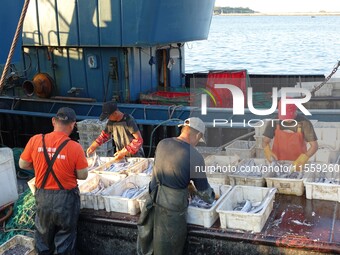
[19,107,88,255]
[262,99,318,171]
[137,117,215,255]
[86,101,144,159]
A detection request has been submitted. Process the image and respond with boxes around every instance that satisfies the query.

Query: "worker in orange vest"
[262,99,318,171]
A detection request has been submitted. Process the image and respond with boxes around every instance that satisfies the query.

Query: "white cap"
[178,117,206,143]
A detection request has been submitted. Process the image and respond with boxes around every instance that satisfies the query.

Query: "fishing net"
[0,189,35,245]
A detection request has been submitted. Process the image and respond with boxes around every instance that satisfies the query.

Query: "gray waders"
[137,183,188,255]
[35,135,80,255]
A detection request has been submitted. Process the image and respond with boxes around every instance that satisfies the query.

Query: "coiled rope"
[0,0,31,93]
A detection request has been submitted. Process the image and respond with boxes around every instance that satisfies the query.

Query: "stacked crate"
[253,119,272,158]
[77,119,114,156]
[311,122,340,163]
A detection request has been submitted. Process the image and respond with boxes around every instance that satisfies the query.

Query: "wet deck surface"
[79,194,340,254]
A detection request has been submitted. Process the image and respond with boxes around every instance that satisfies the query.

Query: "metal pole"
[0,0,31,93]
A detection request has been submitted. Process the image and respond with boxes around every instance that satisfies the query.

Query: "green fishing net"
[0,189,35,245]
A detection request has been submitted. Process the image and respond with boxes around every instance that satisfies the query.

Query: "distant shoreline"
[215,12,340,16]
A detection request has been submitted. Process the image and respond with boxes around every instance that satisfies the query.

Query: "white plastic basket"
[264,161,305,196]
[27,172,98,195]
[0,235,35,255]
[224,140,256,158]
[204,155,240,185]
[102,175,151,215]
[309,146,340,164]
[304,164,340,202]
[92,157,148,175]
[216,186,276,233]
[228,158,270,187]
[79,173,126,210]
[187,184,232,228]
[0,148,18,207]
[196,146,224,158]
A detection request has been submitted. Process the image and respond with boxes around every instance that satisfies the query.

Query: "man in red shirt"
[19,107,88,255]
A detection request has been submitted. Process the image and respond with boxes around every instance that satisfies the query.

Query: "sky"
[215,0,340,13]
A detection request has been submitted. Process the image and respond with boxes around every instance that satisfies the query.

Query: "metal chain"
[310,60,340,96]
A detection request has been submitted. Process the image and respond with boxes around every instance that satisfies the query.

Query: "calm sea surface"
[185,15,340,76]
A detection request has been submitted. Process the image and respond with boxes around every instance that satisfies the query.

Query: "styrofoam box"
[224,140,256,158]
[187,184,232,228]
[102,175,151,215]
[265,161,305,196]
[93,157,149,175]
[304,165,340,202]
[0,234,35,255]
[204,155,241,185]
[229,158,270,187]
[0,148,18,207]
[79,173,126,210]
[27,172,98,195]
[216,186,276,233]
[76,119,106,133]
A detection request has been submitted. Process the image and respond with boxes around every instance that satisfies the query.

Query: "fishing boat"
[1,1,340,254]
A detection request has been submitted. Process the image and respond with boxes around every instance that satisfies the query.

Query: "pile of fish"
[142,160,153,175]
[315,174,340,184]
[121,183,147,199]
[105,161,133,173]
[233,188,276,214]
[270,161,302,179]
[83,179,107,195]
[87,153,105,170]
[189,195,216,209]
[233,200,264,213]
[234,159,264,177]
[272,171,302,179]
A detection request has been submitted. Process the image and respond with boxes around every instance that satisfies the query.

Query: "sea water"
[185,15,340,76]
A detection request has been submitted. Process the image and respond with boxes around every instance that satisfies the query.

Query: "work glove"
[293,153,309,171]
[264,144,278,162]
[114,149,127,161]
[86,141,99,156]
[197,186,215,204]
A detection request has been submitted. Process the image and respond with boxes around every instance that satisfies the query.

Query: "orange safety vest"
[272,124,307,161]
